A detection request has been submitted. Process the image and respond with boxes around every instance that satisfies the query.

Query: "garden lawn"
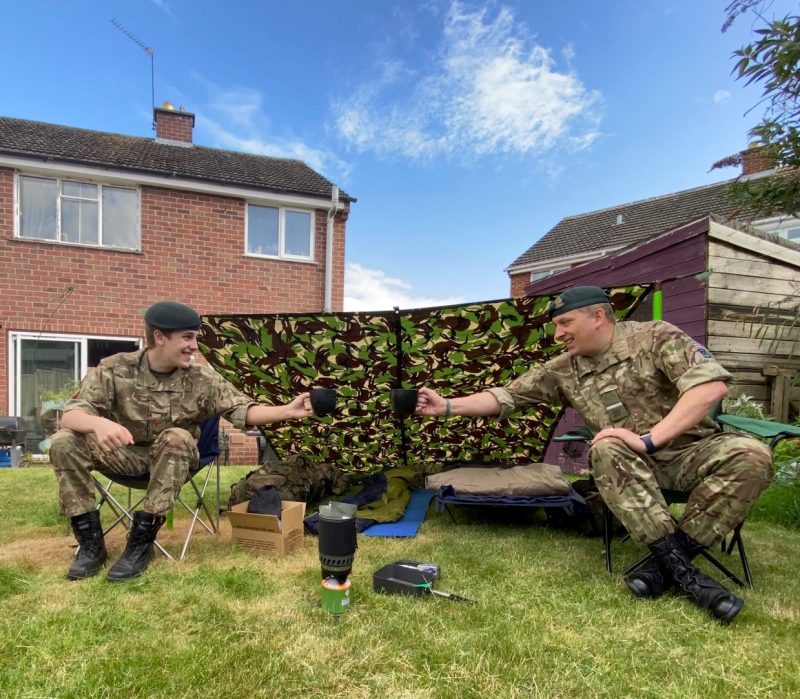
[0,466,798,699]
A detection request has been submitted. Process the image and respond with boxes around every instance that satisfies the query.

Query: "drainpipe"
[324,186,340,312]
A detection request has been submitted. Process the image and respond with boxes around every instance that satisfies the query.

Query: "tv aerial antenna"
[110,19,156,130]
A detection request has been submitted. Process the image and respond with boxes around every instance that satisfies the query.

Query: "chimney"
[741,142,773,176]
[154,101,195,144]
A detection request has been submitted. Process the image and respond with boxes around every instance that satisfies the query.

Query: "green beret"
[144,301,201,330]
[548,286,611,319]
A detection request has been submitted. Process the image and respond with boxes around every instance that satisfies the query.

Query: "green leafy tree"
[713,1,800,217]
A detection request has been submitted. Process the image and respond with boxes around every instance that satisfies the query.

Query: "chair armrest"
[716,413,800,450]
[552,426,594,443]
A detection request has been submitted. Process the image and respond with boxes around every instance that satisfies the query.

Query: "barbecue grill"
[0,417,27,466]
[0,417,27,447]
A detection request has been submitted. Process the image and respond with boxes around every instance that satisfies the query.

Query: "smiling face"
[553,305,614,356]
[148,329,199,372]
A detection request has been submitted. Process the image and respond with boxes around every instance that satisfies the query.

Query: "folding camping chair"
[92,415,224,561]
[554,411,800,587]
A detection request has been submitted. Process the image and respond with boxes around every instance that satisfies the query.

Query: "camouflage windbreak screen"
[199,286,649,474]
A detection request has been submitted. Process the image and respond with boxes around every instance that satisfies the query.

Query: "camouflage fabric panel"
[200,312,400,473]
[199,287,648,474]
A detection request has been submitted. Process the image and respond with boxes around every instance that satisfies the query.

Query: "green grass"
[0,466,799,698]
[749,459,800,529]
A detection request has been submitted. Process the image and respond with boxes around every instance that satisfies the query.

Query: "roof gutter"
[0,153,351,208]
[505,246,622,275]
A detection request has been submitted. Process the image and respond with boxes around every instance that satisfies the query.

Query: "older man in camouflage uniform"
[51,301,315,582]
[416,286,773,624]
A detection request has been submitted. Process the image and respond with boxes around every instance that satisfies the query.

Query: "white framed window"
[246,203,314,260]
[754,215,800,242]
[530,267,569,282]
[8,332,141,454]
[16,174,140,250]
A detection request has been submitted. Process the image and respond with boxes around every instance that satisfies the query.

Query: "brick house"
[0,106,354,462]
[505,150,798,296]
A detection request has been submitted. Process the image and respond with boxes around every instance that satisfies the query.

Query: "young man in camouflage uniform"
[416,286,773,624]
[51,301,315,582]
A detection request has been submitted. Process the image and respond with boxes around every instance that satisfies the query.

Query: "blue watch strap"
[640,433,657,454]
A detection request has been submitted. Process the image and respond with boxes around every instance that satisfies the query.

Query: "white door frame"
[7,331,140,415]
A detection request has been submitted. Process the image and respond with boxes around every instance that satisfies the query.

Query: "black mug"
[310,388,337,417]
[391,388,418,416]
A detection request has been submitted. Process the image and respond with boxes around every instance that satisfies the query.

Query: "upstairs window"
[754,215,800,243]
[17,175,139,250]
[247,203,313,260]
[782,226,800,242]
[530,267,568,282]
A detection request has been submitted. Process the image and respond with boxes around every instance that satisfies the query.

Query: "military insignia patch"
[692,340,712,358]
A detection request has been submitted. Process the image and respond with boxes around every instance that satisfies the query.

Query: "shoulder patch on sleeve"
[692,340,712,359]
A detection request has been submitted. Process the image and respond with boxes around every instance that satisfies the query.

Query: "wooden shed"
[524,216,800,469]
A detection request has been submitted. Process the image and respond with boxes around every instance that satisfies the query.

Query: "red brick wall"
[741,143,774,175]
[0,170,12,408]
[0,167,348,464]
[509,272,529,298]
[155,110,194,143]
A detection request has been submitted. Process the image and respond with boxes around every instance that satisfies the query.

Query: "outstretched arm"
[416,387,502,418]
[245,393,314,425]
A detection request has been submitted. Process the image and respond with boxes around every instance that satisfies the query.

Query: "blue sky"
[1,1,793,310]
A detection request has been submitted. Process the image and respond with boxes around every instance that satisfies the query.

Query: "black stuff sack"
[247,485,282,518]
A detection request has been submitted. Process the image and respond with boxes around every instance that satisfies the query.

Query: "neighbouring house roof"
[507,178,747,271]
[0,116,353,202]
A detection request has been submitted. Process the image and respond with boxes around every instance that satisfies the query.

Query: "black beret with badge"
[144,301,201,330]
[547,286,611,319]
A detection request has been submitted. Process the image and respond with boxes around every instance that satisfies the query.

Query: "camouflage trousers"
[588,431,773,547]
[50,427,199,517]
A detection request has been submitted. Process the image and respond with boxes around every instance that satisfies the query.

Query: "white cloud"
[192,80,351,180]
[149,0,172,17]
[334,1,601,160]
[714,90,732,104]
[344,262,464,311]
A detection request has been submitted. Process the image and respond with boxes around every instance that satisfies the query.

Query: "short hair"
[579,303,616,323]
[144,323,174,349]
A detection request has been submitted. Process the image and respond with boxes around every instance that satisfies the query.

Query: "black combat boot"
[107,511,165,582]
[624,529,706,599]
[673,529,706,559]
[624,555,672,599]
[649,533,743,624]
[67,510,108,580]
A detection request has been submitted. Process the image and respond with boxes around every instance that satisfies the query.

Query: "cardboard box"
[228,500,306,556]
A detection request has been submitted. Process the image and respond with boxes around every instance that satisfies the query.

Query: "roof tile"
[508,179,746,268]
[0,116,353,202]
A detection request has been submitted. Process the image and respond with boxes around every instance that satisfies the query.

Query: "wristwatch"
[640,433,658,454]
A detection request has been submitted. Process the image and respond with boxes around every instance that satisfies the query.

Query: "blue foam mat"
[362,489,436,538]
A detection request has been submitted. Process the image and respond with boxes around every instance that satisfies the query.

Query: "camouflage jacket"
[488,321,731,447]
[64,349,256,444]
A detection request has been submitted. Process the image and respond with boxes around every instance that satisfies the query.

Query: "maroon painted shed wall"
[522,218,711,472]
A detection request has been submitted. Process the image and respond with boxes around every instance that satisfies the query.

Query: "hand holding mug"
[310,388,338,417]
